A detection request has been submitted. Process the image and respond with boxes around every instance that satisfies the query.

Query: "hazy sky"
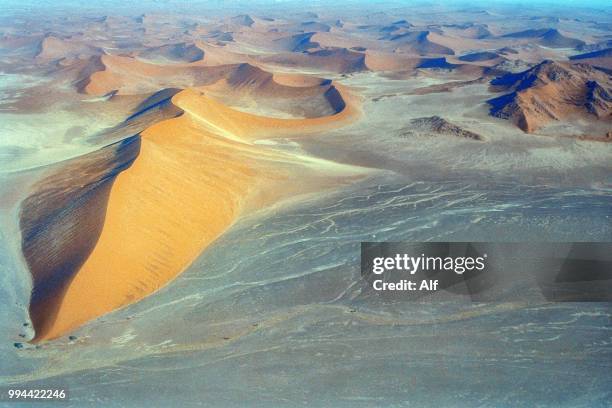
[2,0,611,12]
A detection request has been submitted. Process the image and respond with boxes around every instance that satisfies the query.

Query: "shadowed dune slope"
[88,88,184,145]
[458,51,500,62]
[24,84,360,342]
[272,32,319,52]
[570,48,612,61]
[569,48,612,70]
[22,137,141,340]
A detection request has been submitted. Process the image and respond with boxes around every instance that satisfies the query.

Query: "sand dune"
[80,55,350,117]
[90,88,184,144]
[193,41,252,66]
[202,64,349,118]
[24,81,361,341]
[488,60,611,133]
[502,28,585,49]
[0,34,46,57]
[577,40,612,53]
[569,48,612,70]
[261,47,367,73]
[308,31,376,52]
[416,57,457,69]
[228,30,316,53]
[385,31,455,56]
[570,48,612,60]
[272,32,320,52]
[364,51,421,72]
[36,35,101,60]
[136,42,205,64]
[458,51,501,62]
[379,20,413,34]
[412,57,493,78]
[23,137,141,342]
[362,51,495,76]
[299,21,332,33]
[229,14,255,27]
[454,24,493,39]
[80,54,242,95]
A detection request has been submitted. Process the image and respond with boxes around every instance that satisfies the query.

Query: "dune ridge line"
[23,81,361,342]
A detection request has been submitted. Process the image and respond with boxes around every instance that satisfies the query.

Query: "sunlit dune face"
[23,72,361,341]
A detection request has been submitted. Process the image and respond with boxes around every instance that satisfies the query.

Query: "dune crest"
[25,82,361,342]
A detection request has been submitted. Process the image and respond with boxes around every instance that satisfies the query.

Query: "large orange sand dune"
[27,84,362,341]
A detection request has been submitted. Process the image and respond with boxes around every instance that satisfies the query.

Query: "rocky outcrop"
[403,116,485,141]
